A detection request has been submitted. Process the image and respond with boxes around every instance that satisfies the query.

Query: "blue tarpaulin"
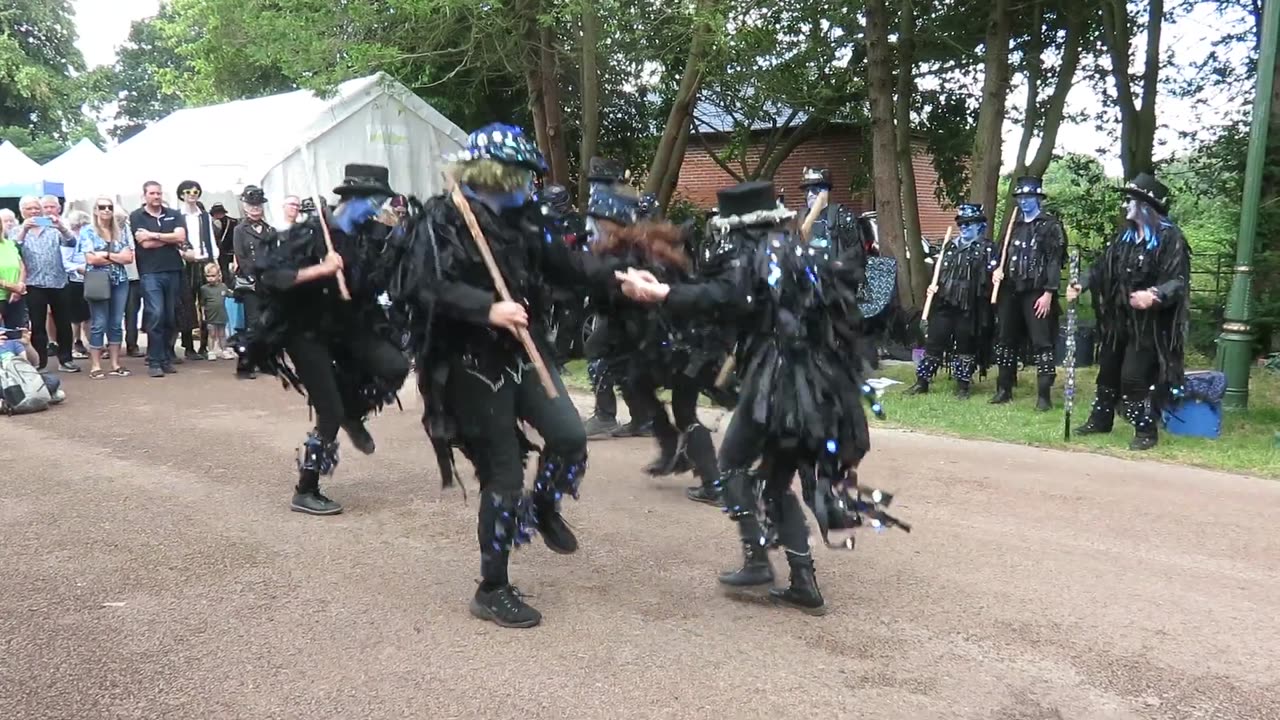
[0,180,65,198]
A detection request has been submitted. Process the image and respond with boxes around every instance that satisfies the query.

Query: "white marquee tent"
[41,138,107,184]
[68,73,468,222]
[0,141,63,198]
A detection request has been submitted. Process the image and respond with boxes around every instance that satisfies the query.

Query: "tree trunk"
[895,0,928,305]
[866,0,915,310]
[578,0,601,208]
[524,67,551,165]
[970,0,1013,221]
[1101,0,1163,178]
[658,117,694,208]
[645,0,715,205]
[539,25,571,186]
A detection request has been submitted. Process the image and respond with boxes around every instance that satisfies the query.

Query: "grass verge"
[560,358,1280,478]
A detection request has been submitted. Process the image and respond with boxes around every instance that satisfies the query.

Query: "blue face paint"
[958,221,985,245]
[1017,195,1041,219]
[335,196,380,234]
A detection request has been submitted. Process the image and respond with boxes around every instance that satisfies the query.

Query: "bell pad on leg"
[533,451,587,502]
[916,354,943,382]
[297,431,339,476]
[1036,349,1057,377]
[951,354,977,383]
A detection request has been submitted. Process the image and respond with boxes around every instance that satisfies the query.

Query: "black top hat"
[208,202,227,215]
[333,163,395,197]
[717,181,781,221]
[540,184,572,217]
[1011,176,1046,197]
[1118,172,1171,215]
[586,156,625,184]
[799,167,833,190]
[239,185,267,205]
[299,198,317,214]
[954,202,987,225]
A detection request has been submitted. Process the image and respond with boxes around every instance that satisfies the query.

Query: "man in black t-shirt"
[128,181,187,377]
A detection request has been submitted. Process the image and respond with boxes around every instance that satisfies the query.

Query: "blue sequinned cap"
[1011,175,1047,197]
[954,202,987,225]
[586,183,639,226]
[445,123,548,174]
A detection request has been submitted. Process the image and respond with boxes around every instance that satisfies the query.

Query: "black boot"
[342,419,376,455]
[532,453,585,554]
[989,366,1015,403]
[643,415,685,476]
[1036,374,1054,412]
[907,354,941,395]
[682,423,722,505]
[952,354,976,399]
[1123,395,1159,451]
[769,551,827,615]
[290,432,342,515]
[1076,386,1118,435]
[718,541,774,586]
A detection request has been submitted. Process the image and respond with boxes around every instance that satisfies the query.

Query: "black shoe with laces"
[685,484,722,505]
[470,584,542,628]
[535,504,579,554]
[290,489,343,515]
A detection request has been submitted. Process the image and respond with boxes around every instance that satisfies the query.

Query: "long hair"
[1123,200,1169,247]
[93,198,118,243]
[593,220,690,271]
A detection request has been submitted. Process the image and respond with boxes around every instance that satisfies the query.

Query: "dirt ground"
[2,362,1278,720]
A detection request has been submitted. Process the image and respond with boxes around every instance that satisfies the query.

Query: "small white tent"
[0,141,64,198]
[75,73,468,222]
[42,138,107,196]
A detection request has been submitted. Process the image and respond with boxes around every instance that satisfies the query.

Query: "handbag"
[83,270,112,302]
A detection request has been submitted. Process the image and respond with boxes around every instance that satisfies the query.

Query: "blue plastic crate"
[1162,399,1222,439]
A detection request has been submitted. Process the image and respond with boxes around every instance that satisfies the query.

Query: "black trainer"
[470,584,541,628]
[343,420,376,455]
[535,504,579,554]
[290,489,343,515]
[685,484,722,505]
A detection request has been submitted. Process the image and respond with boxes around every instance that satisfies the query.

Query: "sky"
[71,0,1249,178]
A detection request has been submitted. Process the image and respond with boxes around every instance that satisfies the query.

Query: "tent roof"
[42,138,106,178]
[0,141,43,179]
[103,72,466,192]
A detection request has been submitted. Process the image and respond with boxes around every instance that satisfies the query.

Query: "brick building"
[675,122,955,239]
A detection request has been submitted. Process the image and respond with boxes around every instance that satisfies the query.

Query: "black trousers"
[181,264,209,354]
[1095,332,1159,398]
[717,412,811,554]
[125,279,142,350]
[997,288,1055,353]
[445,357,585,494]
[25,285,73,368]
[285,330,410,444]
[925,304,976,356]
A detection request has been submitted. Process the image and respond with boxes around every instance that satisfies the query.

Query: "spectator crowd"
[1,181,287,390]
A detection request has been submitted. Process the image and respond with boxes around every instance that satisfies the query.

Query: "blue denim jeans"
[87,279,130,349]
[141,270,180,369]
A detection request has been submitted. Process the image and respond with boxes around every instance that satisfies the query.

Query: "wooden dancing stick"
[989,209,1019,304]
[921,225,953,322]
[302,147,351,301]
[448,182,559,399]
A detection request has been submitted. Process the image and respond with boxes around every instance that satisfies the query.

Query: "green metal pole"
[1216,0,1279,411]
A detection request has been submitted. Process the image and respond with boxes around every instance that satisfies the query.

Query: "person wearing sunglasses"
[175,180,216,361]
[78,198,135,377]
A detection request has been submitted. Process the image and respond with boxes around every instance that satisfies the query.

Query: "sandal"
[89,369,106,379]
[108,367,132,377]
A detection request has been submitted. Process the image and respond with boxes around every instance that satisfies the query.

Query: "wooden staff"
[448,182,559,399]
[989,209,1019,304]
[921,226,953,322]
[303,147,350,300]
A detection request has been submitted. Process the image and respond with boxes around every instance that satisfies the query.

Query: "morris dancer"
[237,164,410,515]
[620,180,905,615]
[1066,173,1190,451]
[385,125,624,629]
[908,203,998,398]
[991,176,1067,410]
[586,193,727,505]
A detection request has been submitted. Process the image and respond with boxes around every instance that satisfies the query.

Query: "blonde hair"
[93,198,118,243]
